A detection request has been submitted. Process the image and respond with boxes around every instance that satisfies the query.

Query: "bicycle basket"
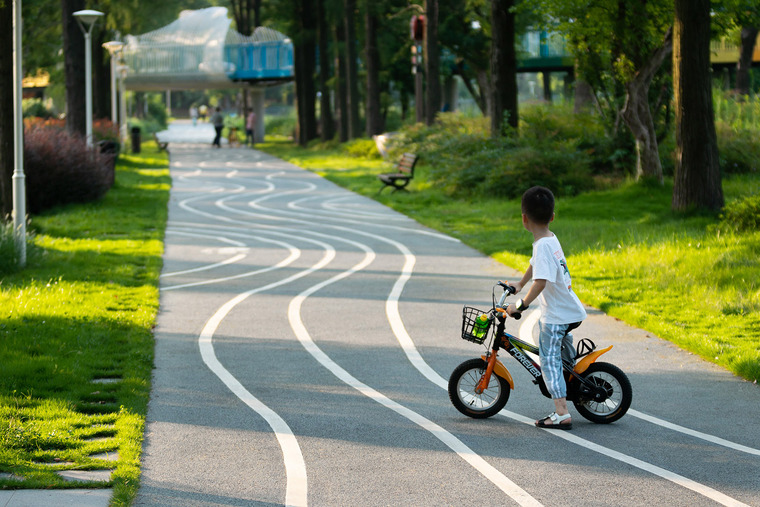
[461,306,491,344]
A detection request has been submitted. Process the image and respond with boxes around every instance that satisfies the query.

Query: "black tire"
[448,358,510,419]
[572,362,632,424]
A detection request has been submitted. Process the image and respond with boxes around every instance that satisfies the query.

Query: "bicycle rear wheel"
[448,358,510,419]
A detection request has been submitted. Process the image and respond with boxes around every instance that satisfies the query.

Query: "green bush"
[718,193,760,232]
[341,138,382,159]
[22,98,55,119]
[716,123,760,174]
[388,110,597,198]
[24,127,115,214]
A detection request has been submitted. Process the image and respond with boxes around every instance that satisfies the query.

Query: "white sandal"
[535,412,572,430]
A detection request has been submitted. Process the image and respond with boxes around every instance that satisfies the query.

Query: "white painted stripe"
[197,238,337,507]
[629,409,760,457]
[288,249,542,507]
[521,314,760,457]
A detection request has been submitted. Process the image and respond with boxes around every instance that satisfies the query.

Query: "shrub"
[22,98,55,119]
[716,123,760,174]
[341,138,382,159]
[718,194,760,233]
[24,127,115,214]
[388,110,596,198]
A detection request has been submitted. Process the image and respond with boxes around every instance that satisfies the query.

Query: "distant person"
[245,109,256,146]
[199,104,208,122]
[190,105,198,126]
[211,107,224,148]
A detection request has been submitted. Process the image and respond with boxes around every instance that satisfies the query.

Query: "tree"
[736,26,759,95]
[490,0,518,136]
[540,0,673,183]
[672,0,723,211]
[365,1,382,136]
[343,0,361,138]
[424,0,441,125]
[61,0,86,137]
[1,0,13,218]
[317,0,335,141]
[293,0,318,145]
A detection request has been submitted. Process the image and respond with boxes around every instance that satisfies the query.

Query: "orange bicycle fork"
[475,351,499,394]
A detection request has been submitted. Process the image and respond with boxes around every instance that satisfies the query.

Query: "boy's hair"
[522,186,555,224]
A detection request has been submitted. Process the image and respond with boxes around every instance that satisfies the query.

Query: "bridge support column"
[251,87,265,143]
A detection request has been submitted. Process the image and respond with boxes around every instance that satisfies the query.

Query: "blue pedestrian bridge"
[121,7,293,91]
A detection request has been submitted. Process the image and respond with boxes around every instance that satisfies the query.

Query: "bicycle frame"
[475,307,612,402]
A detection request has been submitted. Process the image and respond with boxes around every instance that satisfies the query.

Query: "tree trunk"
[424,0,441,125]
[344,0,361,139]
[365,3,382,136]
[736,26,759,97]
[317,0,335,141]
[62,0,86,137]
[620,29,672,183]
[672,0,723,211]
[93,29,110,122]
[294,0,318,146]
[490,0,518,137]
[335,22,349,143]
[0,1,14,217]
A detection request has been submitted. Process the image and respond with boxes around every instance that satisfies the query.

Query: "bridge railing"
[225,40,294,80]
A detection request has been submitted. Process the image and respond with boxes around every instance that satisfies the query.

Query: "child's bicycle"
[448,282,632,423]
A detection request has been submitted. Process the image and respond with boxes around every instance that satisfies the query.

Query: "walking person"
[190,105,198,126]
[211,107,224,148]
[245,108,256,146]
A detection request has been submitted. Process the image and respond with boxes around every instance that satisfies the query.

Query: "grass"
[0,142,170,505]
[256,138,760,384]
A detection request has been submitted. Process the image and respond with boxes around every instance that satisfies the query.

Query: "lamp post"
[117,64,129,149]
[12,0,25,266]
[73,9,104,147]
[102,41,124,126]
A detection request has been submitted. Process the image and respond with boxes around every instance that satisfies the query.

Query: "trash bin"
[130,126,141,153]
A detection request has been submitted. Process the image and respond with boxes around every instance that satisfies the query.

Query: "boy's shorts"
[538,321,579,399]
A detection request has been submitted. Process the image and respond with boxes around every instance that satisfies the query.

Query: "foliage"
[341,138,382,159]
[718,193,760,232]
[0,221,36,277]
[21,99,55,119]
[0,145,169,503]
[387,109,615,198]
[23,127,115,214]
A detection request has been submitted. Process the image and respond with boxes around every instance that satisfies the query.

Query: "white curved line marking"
[521,313,760,457]
[287,241,542,507]
[161,231,247,278]
[198,238,337,507]
[176,162,752,505]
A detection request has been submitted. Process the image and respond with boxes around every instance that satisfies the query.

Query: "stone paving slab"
[0,489,111,507]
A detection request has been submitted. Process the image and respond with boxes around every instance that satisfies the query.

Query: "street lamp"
[102,41,124,126]
[73,9,104,147]
[12,0,25,267]
[117,64,129,149]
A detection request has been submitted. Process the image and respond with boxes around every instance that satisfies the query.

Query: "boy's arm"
[512,265,533,293]
[507,278,545,315]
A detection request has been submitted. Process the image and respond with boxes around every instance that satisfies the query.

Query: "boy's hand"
[512,281,523,293]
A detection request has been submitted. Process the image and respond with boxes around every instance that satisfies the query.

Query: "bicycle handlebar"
[495,281,521,320]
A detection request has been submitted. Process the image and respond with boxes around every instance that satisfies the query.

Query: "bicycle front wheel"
[448,358,510,419]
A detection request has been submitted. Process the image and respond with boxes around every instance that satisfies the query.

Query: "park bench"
[378,153,418,193]
[153,133,168,151]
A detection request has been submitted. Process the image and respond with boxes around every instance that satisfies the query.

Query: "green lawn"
[0,144,170,505]
[258,138,760,383]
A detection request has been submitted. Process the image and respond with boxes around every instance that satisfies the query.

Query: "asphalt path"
[134,135,760,506]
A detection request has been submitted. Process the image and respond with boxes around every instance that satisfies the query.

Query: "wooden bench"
[378,153,418,193]
[153,133,168,151]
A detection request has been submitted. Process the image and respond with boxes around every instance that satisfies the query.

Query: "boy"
[507,186,586,430]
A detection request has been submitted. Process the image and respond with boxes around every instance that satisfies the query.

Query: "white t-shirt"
[531,234,587,324]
